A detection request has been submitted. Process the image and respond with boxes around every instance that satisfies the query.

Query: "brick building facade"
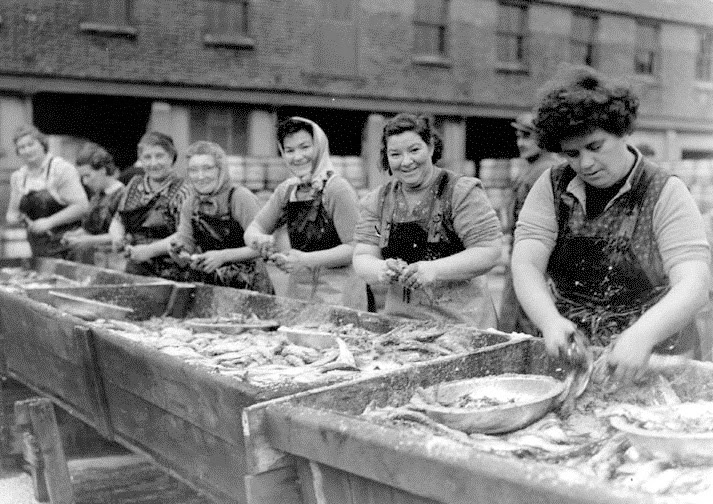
[0,0,712,216]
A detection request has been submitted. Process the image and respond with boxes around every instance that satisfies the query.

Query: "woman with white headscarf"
[244,117,367,310]
[169,141,273,293]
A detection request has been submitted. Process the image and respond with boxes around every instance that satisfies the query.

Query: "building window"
[634,20,659,75]
[570,12,598,67]
[497,2,529,67]
[313,0,358,76]
[204,0,253,48]
[85,0,132,25]
[190,106,248,155]
[696,29,713,82]
[413,0,449,58]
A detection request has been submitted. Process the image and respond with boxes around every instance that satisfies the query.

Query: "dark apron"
[119,179,187,280]
[547,170,691,354]
[379,170,497,326]
[18,160,79,258]
[190,189,274,294]
[283,185,366,309]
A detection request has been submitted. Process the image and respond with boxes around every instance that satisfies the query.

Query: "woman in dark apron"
[353,113,503,327]
[169,141,273,293]
[512,66,710,385]
[109,131,190,280]
[244,117,367,310]
[5,125,88,259]
[62,142,126,267]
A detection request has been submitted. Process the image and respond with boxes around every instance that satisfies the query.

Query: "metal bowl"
[411,374,565,434]
[610,402,713,465]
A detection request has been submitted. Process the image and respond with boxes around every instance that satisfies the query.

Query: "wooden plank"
[243,466,301,504]
[105,384,246,504]
[75,327,113,440]
[15,397,74,504]
[311,462,353,504]
[262,403,655,504]
[348,472,397,504]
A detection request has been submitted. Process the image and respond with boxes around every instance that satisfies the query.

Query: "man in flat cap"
[498,112,562,333]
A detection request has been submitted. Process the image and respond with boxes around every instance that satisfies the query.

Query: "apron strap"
[377,180,395,249]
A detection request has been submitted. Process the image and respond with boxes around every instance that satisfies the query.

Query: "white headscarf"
[279,117,335,192]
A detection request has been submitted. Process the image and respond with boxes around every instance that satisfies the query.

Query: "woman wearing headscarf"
[169,141,273,293]
[62,142,126,266]
[244,117,367,310]
[352,113,502,327]
[5,125,89,258]
[109,131,190,280]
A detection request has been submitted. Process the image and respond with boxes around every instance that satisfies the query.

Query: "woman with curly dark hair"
[353,113,502,326]
[512,65,710,384]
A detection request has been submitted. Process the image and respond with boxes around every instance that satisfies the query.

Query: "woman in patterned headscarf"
[169,141,273,293]
[109,131,190,280]
[244,117,367,310]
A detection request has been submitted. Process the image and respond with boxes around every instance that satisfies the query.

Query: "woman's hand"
[270,249,306,273]
[123,244,153,263]
[249,234,275,260]
[604,330,653,385]
[61,229,89,246]
[397,261,439,289]
[540,316,579,360]
[193,250,228,273]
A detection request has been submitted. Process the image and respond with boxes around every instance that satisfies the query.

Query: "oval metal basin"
[411,374,565,434]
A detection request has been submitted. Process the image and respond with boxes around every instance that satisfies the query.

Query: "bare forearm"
[46,202,88,228]
[301,243,353,269]
[428,243,501,281]
[221,246,261,263]
[354,252,387,284]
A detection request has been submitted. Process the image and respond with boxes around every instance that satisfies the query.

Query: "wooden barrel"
[674,160,696,187]
[329,156,344,177]
[695,159,713,187]
[1,227,31,259]
[225,156,244,184]
[478,158,510,188]
[243,157,266,191]
[265,157,289,190]
[342,156,366,189]
[461,160,477,177]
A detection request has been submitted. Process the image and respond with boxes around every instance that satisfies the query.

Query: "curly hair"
[75,142,117,175]
[534,65,639,153]
[185,140,227,172]
[137,131,177,163]
[380,113,443,173]
[276,117,314,147]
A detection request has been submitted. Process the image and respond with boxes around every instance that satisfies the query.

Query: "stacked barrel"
[478,158,515,272]
[661,159,713,215]
[225,155,370,205]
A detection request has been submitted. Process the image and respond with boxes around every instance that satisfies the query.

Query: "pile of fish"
[0,267,85,293]
[90,316,487,387]
[362,369,713,500]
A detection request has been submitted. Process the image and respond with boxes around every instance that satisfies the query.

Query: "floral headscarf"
[279,117,335,193]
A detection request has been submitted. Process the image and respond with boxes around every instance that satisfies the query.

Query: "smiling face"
[281,129,316,183]
[187,154,221,194]
[385,131,435,190]
[559,129,635,188]
[16,134,46,167]
[139,144,174,182]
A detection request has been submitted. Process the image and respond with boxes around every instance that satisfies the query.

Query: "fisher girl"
[5,125,89,259]
[512,65,711,384]
[169,140,273,293]
[352,113,502,327]
[244,117,367,310]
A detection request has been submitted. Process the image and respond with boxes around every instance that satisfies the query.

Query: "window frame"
[496,1,530,73]
[79,0,136,37]
[412,0,450,64]
[695,28,713,82]
[203,0,254,49]
[634,19,660,76]
[570,10,598,68]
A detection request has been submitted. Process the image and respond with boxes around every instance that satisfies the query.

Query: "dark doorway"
[32,93,152,169]
[465,116,519,168]
[274,107,369,156]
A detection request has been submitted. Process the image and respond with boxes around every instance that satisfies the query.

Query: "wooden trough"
[0,261,526,503]
[243,340,713,504]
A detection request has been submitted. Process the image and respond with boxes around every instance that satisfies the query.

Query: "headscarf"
[279,117,335,193]
[187,141,233,216]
